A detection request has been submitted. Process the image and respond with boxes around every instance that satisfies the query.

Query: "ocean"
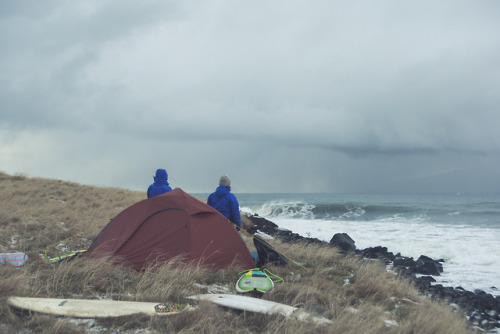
[202,193,500,297]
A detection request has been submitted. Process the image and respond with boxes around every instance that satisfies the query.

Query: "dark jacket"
[207,186,241,227]
[147,169,172,198]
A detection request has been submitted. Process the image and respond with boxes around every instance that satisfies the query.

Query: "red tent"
[86,188,255,271]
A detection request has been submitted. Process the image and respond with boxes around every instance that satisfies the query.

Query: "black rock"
[245,213,324,245]
[361,246,395,262]
[329,233,356,252]
[415,275,436,289]
[415,255,443,276]
[393,255,416,267]
[245,214,279,235]
[275,229,323,244]
[242,213,500,331]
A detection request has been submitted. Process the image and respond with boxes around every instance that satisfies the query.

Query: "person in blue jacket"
[147,169,172,198]
[207,175,241,230]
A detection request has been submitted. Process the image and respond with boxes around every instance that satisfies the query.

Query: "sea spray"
[229,193,500,296]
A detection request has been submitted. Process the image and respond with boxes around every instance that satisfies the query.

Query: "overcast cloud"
[1,0,500,194]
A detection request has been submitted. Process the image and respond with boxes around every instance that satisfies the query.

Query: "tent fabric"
[86,188,255,271]
[253,236,289,267]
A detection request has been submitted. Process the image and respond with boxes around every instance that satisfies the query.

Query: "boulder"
[245,214,278,235]
[415,255,443,276]
[243,213,500,332]
[244,213,323,245]
[393,254,417,273]
[361,246,395,263]
[329,233,356,252]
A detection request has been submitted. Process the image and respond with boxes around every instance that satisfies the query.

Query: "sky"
[1,0,500,194]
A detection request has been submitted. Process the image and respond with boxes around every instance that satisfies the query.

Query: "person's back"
[207,175,241,228]
[147,169,172,198]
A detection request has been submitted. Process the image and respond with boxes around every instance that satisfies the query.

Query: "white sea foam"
[258,201,316,219]
[238,193,500,297]
[250,213,500,296]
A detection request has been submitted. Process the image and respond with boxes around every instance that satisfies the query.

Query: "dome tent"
[86,188,255,271]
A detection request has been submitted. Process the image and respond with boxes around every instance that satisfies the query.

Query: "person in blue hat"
[147,169,172,198]
[207,175,241,230]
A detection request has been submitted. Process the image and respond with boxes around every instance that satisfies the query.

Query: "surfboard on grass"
[187,294,332,325]
[236,269,274,293]
[8,297,192,318]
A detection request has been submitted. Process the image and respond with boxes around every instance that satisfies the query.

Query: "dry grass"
[0,171,472,333]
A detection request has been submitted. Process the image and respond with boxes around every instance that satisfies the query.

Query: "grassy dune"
[0,172,472,333]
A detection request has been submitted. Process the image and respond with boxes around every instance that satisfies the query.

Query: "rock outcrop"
[244,213,500,332]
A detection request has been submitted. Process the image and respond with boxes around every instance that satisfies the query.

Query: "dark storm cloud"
[1,1,500,193]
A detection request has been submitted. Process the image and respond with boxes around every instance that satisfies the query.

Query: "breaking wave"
[235,193,500,296]
[253,201,429,222]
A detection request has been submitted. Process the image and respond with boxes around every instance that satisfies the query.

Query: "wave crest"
[257,201,316,219]
[254,201,431,222]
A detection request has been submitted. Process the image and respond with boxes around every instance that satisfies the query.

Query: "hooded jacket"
[147,169,172,198]
[207,186,241,227]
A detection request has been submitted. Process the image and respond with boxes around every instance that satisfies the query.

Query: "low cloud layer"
[1,1,500,193]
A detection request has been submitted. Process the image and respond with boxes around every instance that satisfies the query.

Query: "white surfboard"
[188,294,331,324]
[8,297,192,318]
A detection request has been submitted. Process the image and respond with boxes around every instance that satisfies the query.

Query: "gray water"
[195,193,500,295]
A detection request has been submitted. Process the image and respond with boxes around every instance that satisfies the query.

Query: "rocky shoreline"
[245,214,500,333]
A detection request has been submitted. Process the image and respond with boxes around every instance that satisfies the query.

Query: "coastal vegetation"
[0,172,472,333]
